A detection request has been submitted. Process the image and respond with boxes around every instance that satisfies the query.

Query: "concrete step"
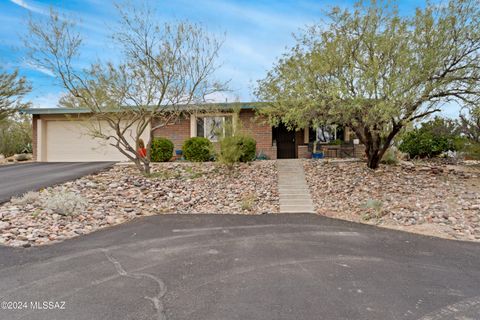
[279,194,313,200]
[280,200,313,205]
[279,205,316,213]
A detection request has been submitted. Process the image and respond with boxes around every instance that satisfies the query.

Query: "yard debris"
[0,161,279,247]
[304,159,480,242]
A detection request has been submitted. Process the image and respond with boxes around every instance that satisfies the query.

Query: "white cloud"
[23,62,55,77]
[200,0,312,31]
[205,91,240,103]
[8,0,48,15]
[30,92,64,108]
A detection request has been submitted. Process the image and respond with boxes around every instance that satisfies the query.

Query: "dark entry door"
[276,123,296,159]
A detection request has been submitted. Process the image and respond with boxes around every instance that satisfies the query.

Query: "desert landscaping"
[2,157,480,247]
[0,161,279,247]
[305,159,480,242]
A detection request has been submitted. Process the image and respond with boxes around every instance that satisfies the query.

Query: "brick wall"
[354,144,366,159]
[32,115,38,161]
[152,114,191,153]
[297,145,310,159]
[152,110,275,160]
[238,110,275,160]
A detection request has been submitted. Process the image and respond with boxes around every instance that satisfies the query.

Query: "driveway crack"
[103,250,167,320]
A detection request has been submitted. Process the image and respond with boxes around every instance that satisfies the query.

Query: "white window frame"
[190,113,237,142]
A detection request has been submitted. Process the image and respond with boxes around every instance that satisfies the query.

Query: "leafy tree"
[0,69,30,121]
[399,117,462,158]
[459,105,480,143]
[256,0,480,169]
[25,5,225,174]
[0,115,32,157]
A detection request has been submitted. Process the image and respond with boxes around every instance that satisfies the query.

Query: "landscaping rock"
[0,161,279,247]
[304,159,480,242]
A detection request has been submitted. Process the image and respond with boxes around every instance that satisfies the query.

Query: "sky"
[0,0,462,118]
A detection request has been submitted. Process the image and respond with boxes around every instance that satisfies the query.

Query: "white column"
[190,114,197,137]
[304,127,309,144]
[37,119,44,161]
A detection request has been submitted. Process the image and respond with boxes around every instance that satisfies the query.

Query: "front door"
[276,123,296,159]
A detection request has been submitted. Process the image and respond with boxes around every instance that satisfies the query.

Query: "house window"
[196,116,232,142]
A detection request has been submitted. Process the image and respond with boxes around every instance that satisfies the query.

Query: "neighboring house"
[23,102,358,162]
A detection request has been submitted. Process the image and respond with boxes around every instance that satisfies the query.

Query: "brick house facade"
[26,103,363,162]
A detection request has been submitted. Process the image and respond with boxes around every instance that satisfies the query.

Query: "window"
[196,116,232,142]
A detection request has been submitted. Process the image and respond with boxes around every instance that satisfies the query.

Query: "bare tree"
[25,4,226,174]
[0,69,30,121]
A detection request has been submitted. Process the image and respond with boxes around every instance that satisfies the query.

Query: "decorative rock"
[304,159,480,242]
[0,161,279,247]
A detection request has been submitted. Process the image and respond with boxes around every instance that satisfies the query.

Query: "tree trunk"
[351,123,402,170]
[365,136,393,169]
[143,161,151,175]
[366,147,382,169]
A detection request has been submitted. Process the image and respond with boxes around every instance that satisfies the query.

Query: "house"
[23,102,359,162]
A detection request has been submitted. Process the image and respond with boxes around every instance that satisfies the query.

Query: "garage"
[31,110,150,162]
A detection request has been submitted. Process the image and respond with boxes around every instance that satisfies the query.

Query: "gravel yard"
[0,161,279,247]
[304,159,480,242]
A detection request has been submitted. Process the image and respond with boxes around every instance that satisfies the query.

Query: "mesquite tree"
[256,0,480,169]
[25,4,225,174]
[0,69,30,121]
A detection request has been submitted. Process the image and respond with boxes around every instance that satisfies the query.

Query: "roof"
[20,102,262,115]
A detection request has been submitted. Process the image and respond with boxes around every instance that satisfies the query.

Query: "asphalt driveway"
[0,162,115,203]
[0,214,479,320]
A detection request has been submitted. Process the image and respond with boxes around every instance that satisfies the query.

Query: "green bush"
[219,135,256,165]
[182,137,214,162]
[381,148,399,165]
[399,117,462,158]
[462,141,480,160]
[150,137,174,162]
[0,117,32,157]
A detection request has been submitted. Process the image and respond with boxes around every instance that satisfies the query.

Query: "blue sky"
[0,0,461,118]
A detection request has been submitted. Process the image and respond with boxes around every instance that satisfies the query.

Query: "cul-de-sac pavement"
[1,213,480,320]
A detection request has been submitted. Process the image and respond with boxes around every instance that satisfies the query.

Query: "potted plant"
[311,141,324,159]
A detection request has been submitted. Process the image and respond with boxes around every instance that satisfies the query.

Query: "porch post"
[190,114,197,138]
[304,127,309,144]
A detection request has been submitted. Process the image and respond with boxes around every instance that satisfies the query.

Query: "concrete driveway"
[0,214,479,320]
[0,162,115,203]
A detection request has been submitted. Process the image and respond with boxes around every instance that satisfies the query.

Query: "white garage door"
[44,120,150,162]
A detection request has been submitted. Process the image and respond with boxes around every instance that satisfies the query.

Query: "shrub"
[219,135,256,165]
[150,137,174,162]
[381,148,399,165]
[462,141,480,160]
[0,117,32,157]
[43,188,88,216]
[182,137,214,162]
[11,191,40,206]
[399,117,462,158]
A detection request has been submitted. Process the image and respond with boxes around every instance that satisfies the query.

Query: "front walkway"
[277,159,315,213]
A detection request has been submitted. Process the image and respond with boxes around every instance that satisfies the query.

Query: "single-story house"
[23,102,358,162]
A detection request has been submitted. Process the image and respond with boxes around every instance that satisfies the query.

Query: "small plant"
[145,169,181,180]
[43,188,88,216]
[11,191,40,206]
[328,139,342,145]
[240,193,256,211]
[381,148,399,165]
[185,166,203,179]
[362,198,384,220]
[182,137,214,162]
[256,151,269,160]
[218,135,256,167]
[150,137,174,162]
